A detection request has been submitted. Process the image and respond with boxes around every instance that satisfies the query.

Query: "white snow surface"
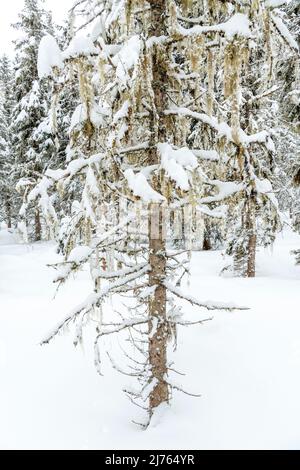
[0,227,18,245]
[38,35,64,79]
[1,228,300,449]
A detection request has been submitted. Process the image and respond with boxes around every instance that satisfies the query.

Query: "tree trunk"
[5,197,12,229]
[203,231,212,251]
[147,0,169,415]
[247,232,256,277]
[148,203,168,412]
[35,209,41,241]
[238,146,257,278]
[246,193,256,278]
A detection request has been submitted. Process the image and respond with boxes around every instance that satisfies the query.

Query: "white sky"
[0,0,75,55]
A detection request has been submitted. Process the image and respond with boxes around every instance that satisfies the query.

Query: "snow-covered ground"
[1,227,300,450]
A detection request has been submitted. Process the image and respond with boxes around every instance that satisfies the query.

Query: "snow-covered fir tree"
[0,0,298,429]
[21,20,81,242]
[0,0,299,437]
[36,0,254,424]
[279,0,300,262]
[11,0,58,241]
[55,17,80,168]
[186,0,298,277]
[0,56,16,229]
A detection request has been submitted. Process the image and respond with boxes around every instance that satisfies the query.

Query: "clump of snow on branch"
[158,143,198,191]
[112,35,141,85]
[124,169,165,202]
[63,35,99,60]
[178,13,252,40]
[70,104,106,131]
[38,35,63,79]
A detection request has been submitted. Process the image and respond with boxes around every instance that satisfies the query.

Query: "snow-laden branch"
[173,318,213,326]
[164,281,248,311]
[192,149,220,162]
[165,107,275,150]
[124,169,166,203]
[46,153,104,183]
[92,262,148,280]
[176,13,252,41]
[177,14,205,25]
[23,175,57,225]
[95,318,149,338]
[271,12,299,52]
[158,143,198,191]
[249,85,281,103]
[41,264,150,345]
[198,205,227,219]
[53,214,136,283]
[118,142,150,154]
[200,180,244,204]
[265,0,290,9]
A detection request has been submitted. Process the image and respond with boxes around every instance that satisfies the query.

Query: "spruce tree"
[11,0,57,241]
[39,0,248,424]
[177,0,298,277]
[280,0,300,262]
[0,56,15,229]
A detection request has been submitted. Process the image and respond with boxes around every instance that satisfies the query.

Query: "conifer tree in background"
[56,16,80,168]
[11,0,58,241]
[280,0,300,263]
[20,17,81,243]
[0,56,16,229]
[183,0,298,277]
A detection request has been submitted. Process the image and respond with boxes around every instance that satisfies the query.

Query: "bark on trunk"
[246,193,256,278]
[238,147,257,278]
[5,198,12,229]
[203,231,212,251]
[147,0,169,415]
[149,203,168,412]
[35,209,42,242]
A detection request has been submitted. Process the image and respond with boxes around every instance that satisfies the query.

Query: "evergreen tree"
[280,0,300,262]
[0,56,15,228]
[22,20,81,242]
[181,0,298,277]
[11,0,57,241]
[39,0,252,425]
